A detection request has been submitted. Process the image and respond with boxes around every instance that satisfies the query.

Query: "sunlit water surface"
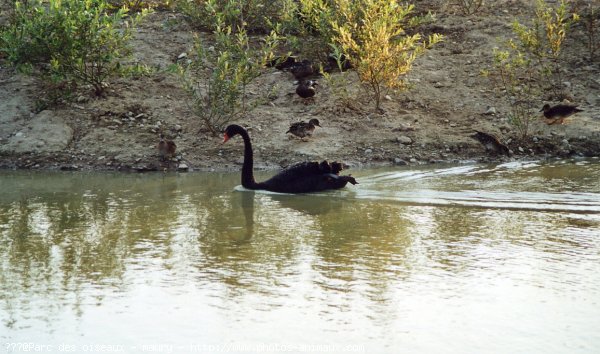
[1,159,600,353]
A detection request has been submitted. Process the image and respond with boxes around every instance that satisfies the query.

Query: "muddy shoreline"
[1,3,599,173]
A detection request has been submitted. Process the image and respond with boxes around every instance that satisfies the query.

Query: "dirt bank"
[1,1,599,173]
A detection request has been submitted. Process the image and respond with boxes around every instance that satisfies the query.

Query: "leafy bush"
[331,0,442,113]
[0,0,147,96]
[511,0,578,96]
[576,1,599,61]
[455,0,485,16]
[178,21,281,135]
[485,47,539,139]
[484,0,578,139]
[175,0,295,33]
[107,0,171,12]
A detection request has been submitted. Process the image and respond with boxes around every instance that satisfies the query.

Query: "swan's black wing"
[258,162,357,193]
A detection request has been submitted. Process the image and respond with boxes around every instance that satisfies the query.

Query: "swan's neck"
[240,130,259,189]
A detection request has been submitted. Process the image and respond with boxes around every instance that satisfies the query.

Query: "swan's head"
[223,124,246,143]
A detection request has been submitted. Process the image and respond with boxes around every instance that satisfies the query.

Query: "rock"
[518,147,524,153]
[484,106,497,115]
[60,165,79,171]
[365,149,373,154]
[177,52,187,60]
[397,136,413,145]
[178,163,189,171]
[174,124,182,132]
[409,158,418,163]
[394,158,408,165]
[385,95,392,101]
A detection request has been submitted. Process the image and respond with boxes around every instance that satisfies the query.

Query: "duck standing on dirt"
[286,118,321,141]
[267,55,297,70]
[158,134,177,160]
[290,59,315,80]
[540,103,583,125]
[296,80,318,103]
[470,130,510,156]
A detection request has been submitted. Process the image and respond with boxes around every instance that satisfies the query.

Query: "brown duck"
[470,130,510,156]
[157,134,176,160]
[286,118,321,140]
[540,103,583,125]
[267,55,297,70]
[290,59,315,80]
[296,80,318,103]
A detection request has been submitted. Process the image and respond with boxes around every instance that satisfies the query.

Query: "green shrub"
[175,0,294,33]
[455,0,485,16]
[178,23,281,135]
[512,0,578,96]
[484,0,578,139]
[485,47,538,139]
[331,0,442,113]
[577,1,599,61]
[0,0,147,96]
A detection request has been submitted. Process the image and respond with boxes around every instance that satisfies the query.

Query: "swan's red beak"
[223,133,230,143]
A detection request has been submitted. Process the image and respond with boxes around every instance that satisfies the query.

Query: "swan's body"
[223,124,358,193]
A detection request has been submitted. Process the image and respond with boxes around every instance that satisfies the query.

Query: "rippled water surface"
[1,159,600,353]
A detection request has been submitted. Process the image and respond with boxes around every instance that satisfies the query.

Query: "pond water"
[1,159,599,354]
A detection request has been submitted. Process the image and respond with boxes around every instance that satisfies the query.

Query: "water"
[1,159,599,353]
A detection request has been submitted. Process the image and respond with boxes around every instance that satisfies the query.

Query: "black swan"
[223,124,358,193]
[286,118,320,140]
[470,130,510,156]
[540,104,583,125]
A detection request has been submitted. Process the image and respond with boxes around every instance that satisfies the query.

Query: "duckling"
[540,103,583,125]
[290,59,315,80]
[470,130,510,156]
[157,134,176,160]
[286,118,321,141]
[296,80,318,103]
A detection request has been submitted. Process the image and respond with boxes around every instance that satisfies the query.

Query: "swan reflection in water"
[230,187,349,243]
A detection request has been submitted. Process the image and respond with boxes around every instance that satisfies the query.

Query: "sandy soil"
[1,0,599,172]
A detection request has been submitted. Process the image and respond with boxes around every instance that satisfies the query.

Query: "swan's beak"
[223,133,230,143]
